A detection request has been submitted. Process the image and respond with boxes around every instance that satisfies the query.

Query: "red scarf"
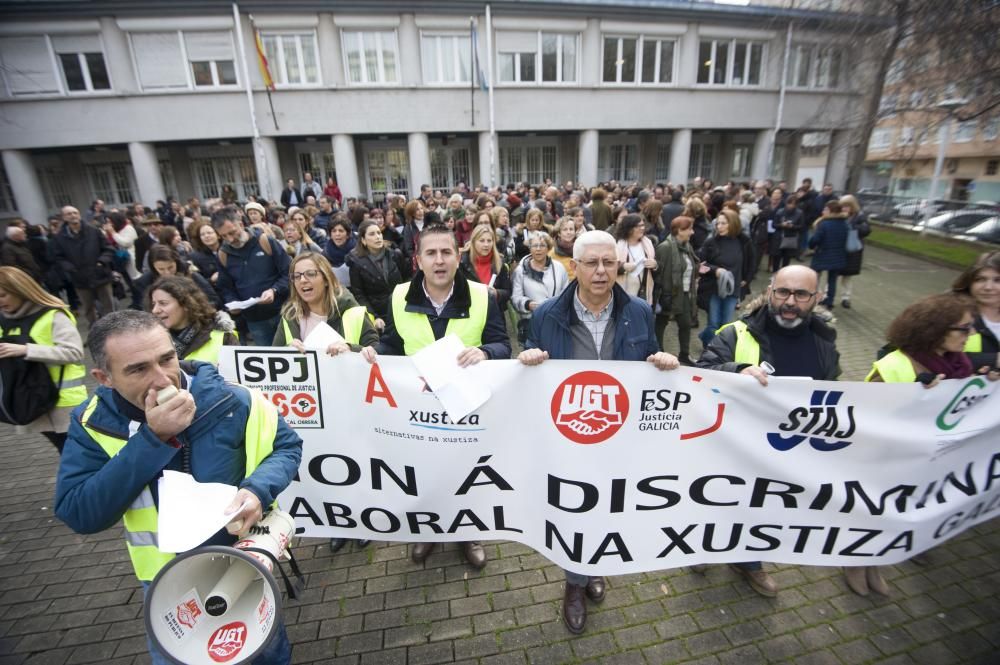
[473,253,494,286]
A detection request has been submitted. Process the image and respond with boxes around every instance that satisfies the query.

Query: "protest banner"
[219,349,1000,576]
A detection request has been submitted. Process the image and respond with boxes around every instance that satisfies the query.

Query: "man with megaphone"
[54,310,302,665]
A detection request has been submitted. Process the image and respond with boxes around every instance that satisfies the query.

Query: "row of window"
[0,26,846,96]
[870,117,1000,150]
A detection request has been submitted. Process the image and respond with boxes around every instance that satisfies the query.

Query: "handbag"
[779,233,798,250]
[845,226,863,253]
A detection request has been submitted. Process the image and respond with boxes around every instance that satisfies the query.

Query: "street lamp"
[921,97,968,233]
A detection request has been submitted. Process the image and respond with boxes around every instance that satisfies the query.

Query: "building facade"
[0,1,872,223]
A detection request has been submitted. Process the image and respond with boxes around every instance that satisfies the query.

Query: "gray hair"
[572,230,616,261]
[526,230,552,250]
[5,226,24,240]
[88,310,164,372]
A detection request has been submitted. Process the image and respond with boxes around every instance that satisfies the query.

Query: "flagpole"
[485,4,497,188]
[250,14,280,131]
[232,2,273,202]
[470,16,475,128]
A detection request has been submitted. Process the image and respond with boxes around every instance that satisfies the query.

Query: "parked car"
[893,198,950,219]
[917,209,998,233]
[959,217,1000,244]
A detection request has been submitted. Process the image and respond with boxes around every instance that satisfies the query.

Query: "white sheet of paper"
[410,334,492,421]
[302,321,345,350]
[225,296,260,312]
[157,471,239,553]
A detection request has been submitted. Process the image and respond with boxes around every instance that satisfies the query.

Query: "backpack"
[0,308,64,425]
[217,231,273,268]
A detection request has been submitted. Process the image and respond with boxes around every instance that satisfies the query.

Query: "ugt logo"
[766,389,856,451]
[551,371,629,444]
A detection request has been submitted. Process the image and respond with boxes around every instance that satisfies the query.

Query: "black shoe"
[841,299,851,309]
[329,538,348,553]
[678,355,694,367]
[356,540,371,548]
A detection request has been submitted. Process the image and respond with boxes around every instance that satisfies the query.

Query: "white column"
[752,129,774,181]
[397,14,421,87]
[331,134,360,199]
[668,129,692,186]
[578,130,599,187]
[478,131,497,189]
[407,132,431,199]
[127,142,165,205]
[580,20,600,87]
[1,150,47,225]
[825,129,851,191]
[255,136,282,203]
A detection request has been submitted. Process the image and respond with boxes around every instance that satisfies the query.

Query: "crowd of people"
[1,171,998,659]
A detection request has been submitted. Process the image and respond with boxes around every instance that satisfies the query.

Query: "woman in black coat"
[809,201,850,309]
[458,224,512,312]
[838,195,871,308]
[770,195,804,272]
[346,220,405,333]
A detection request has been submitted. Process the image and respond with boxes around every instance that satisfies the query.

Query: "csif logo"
[206,621,247,663]
[550,371,629,444]
[936,377,992,431]
[766,389,856,451]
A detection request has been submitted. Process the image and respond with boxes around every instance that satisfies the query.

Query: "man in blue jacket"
[213,207,292,345]
[518,230,679,635]
[55,310,302,665]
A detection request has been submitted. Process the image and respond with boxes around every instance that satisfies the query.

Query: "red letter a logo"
[364,363,397,408]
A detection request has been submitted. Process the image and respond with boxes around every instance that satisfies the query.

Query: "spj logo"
[937,377,992,430]
[551,371,629,444]
[766,389,856,451]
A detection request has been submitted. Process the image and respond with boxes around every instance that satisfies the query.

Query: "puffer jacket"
[54,361,302,536]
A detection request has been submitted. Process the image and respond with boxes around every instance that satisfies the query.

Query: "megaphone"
[144,509,303,664]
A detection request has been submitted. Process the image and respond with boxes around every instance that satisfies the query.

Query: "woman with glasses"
[511,231,569,344]
[952,252,1000,371]
[347,220,405,333]
[274,251,378,554]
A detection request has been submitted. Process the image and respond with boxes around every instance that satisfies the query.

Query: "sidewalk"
[1,246,998,665]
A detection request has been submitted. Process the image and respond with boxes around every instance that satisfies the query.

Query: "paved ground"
[1,245,998,665]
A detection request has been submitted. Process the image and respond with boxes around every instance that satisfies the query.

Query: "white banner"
[219,349,1000,575]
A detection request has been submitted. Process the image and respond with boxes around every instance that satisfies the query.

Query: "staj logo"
[766,389,856,451]
[551,371,629,444]
[207,621,247,663]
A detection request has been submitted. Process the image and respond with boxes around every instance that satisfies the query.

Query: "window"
[984,117,999,141]
[602,36,675,84]
[899,127,915,146]
[878,94,898,117]
[430,146,470,191]
[260,32,319,86]
[130,31,236,90]
[0,164,16,213]
[366,148,409,203]
[909,90,924,110]
[598,144,638,182]
[159,160,177,200]
[770,144,788,179]
[786,43,842,89]
[497,31,577,84]
[869,128,892,149]
[343,31,398,85]
[729,145,753,178]
[688,144,715,180]
[986,160,998,176]
[84,162,137,208]
[499,144,558,184]
[36,165,73,209]
[954,120,977,143]
[654,144,671,182]
[298,151,337,189]
[0,34,110,96]
[192,157,259,201]
[421,33,472,84]
[697,39,763,86]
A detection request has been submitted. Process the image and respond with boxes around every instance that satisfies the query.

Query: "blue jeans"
[819,270,839,307]
[246,314,281,346]
[141,581,291,665]
[699,294,738,347]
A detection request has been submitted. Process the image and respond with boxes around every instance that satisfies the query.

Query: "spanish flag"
[254,27,275,90]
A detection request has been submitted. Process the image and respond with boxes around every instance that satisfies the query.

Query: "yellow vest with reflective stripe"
[964,333,983,353]
[391,281,488,356]
[865,349,917,383]
[184,329,236,365]
[17,309,88,408]
[718,320,761,366]
[79,387,279,581]
[281,305,368,346]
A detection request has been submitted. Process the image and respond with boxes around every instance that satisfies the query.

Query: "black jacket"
[377,270,512,360]
[697,304,841,380]
[346,248,406,321]
[967,314,1000,371]
[50,224,115,289]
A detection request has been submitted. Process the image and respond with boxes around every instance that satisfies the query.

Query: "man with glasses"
[695,264,840,597]
[518,230,679,634]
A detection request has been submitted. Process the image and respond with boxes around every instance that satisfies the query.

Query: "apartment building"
[0,0,871,224]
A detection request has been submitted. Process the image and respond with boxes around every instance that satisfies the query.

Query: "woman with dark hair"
[808,200,849,308]
[0,266,86,453]
[347,220,405,333]
[952,252,1000,371]
[683,197,713,253]
[323,215,356,286]
[697,209,754,347]
[655,216,700,364]
[323,176,342,206]
[459,224,512,311]
[400,200,428,275]
[103,211,141,280]
[590,187,613,231]
[641,199,665,243]
[147,275,238,364]
[188,218,222,285]
[455,205,477,249]
[369,206,402,248]
[134,245,220,308]
[615,213,656,305]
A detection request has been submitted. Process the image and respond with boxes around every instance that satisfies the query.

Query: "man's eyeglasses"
[772,287,816,302]
[292,269,322,281]
[577,258,618,271]
[948,323,975,334]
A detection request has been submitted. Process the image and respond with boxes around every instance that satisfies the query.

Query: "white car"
[958,216,1000,244]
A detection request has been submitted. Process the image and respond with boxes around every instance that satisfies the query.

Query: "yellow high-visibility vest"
[865,349,916,383]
